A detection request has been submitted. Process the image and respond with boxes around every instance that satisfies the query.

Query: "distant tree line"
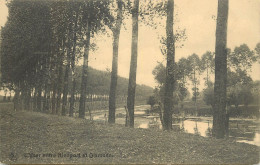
[152,43,259,112]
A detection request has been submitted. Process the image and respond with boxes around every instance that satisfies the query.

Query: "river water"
[89,105,260,147]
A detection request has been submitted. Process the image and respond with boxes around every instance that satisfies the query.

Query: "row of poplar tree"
[0,0,169,128]
[1,0,258,138]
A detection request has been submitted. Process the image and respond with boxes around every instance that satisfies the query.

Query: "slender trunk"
[213,0,229,139]
[3,91,6,101]
[33,87,37,111]
[42,60,47,113]
[51,86,57,114]
[56,46,65,114]
[109,0,123,124]
[51,57,58,114]
[69,9,79,117]
[37,87,42,112]
[13,87,20,111]
[69,79,76,117]
[25,87,31,111]
[43,89,47,113]
[225,112,229,136]
[194,69,197,114]
[163,0,175,130]
[45,83,51,113]
[61,50,71,116]
[124,106,130,126]
[44,57,51,113]
[79,20,91,119]
[28,89,32,111]
[20,84,25,110]
[8,91,11,101]
[56,80,62,114]
[159,103,164,126]
[206,62,209,86]
[20,84,26,110]
[62,23,73,116]
[126,0,139,127]
[36,61,42,112]
[194,69,196,104]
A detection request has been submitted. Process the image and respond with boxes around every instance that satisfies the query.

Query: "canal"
[89,105,260,146]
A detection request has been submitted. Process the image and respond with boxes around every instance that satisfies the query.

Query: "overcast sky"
[0,0,259,88]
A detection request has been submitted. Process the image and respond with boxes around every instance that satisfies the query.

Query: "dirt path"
[0,104,259,164]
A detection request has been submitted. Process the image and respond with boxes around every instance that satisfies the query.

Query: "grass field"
[0,102,259,164]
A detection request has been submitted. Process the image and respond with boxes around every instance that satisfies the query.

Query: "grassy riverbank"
[0,103,259,164]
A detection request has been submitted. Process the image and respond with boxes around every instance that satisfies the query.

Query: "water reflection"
[142,117,259,146]
[237,133,260,146]
[90,105,260,146]
[181,120,211,137]
[145,118,260,146]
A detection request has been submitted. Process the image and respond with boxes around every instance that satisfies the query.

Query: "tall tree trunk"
[56,45,65,115]
[194,69,197,114]
[25,87,31,111]
[36,86,42,112]
[108,0,123,124]
[28,90,31,110]
[69,9,79,117]
[126,0,139,127]
[213,0,229,139]
[62,24,73,116]
[44,57,51,113]
[61,49,71,116]
[56,73,63,114]
[9,91,11,101]
[51,57,58,114]
[163,0,175,130]
[52,84,57,114]
[45,83,51,113]
[33,87,37,111]
[21,82,28,111]
[42,59,47,113]
[36,62,43,112]
[69,80,76,117]
[3,91,7,102]
[36,61,42,112]
[20,84,25,110]
[79,20,91,119]
[206,62,209,86]
[43,89,47,113]
[13,87,20,111]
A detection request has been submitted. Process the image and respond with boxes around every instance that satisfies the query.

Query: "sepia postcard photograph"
[0,0,259,164]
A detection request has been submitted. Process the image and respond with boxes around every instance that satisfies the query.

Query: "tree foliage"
[228,44,257,72]
[202,81,214,107]
[147,95,156,108]
[255,42,260,64]
[201,51,214,86]
[187,54,202,105]
[152,58,190,106]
